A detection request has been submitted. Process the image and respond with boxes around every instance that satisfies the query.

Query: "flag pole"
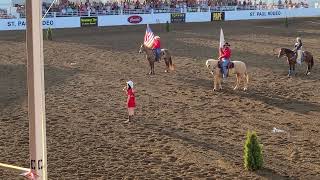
[219,28,225,56]
[26,0,47,179]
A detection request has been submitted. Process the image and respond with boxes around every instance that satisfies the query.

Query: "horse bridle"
[139,45,145,54]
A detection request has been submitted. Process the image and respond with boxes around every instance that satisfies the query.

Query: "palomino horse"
[139,44,175,75]
[206,59,249,91]
[275,48,314,76]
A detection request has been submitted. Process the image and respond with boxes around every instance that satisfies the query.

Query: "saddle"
[293,51,305,63]
[218,61,234,69]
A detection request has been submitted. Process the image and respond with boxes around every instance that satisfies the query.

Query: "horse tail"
[311,56,314,69]
[169,56,175,71]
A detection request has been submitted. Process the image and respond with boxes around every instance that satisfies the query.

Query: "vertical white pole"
[26,0,47,179]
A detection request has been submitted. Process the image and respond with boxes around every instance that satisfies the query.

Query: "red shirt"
[153,39,161,49]
[219,47,231,59]
[127,89,136,108]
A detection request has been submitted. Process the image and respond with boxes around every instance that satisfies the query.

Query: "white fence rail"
[0,5,301,19]
[1,7,320,31]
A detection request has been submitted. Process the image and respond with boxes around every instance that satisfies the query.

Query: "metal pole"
[26,0,47,179]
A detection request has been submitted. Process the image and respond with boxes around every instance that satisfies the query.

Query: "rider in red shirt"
[218,42,231,79]
[153,36,161,62]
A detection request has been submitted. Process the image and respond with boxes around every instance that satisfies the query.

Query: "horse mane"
[282,48,294,54]
[141,44,156,58]
[142,44,152,51]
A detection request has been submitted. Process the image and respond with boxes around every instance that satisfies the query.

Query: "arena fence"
[0,7,320,31]
[0,5,307,19]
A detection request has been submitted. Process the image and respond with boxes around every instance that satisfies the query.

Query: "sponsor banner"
[98,14,170,26]
[186,12,211,22]
[127,15,143,24]
[0,17,80,31]
[80,17,98,27]
[171,13,186,23]
[211,12,225,21]
[224,8,320,20]
[1,18,55,30]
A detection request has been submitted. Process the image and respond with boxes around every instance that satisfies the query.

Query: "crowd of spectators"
[0,8,10,18]
[2,0,310,18]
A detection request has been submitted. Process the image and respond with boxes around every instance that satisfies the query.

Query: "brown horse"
[276,48,314,76]
[139,44,175,75]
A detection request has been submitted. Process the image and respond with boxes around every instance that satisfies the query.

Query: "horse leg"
[288,64,292,77]
[218,75,222,90]
[243,72,249,91]
[213,76,217,91]
[234,73,240,90]
[306,62,311,75]
[164,58,169,73]
[308,56,314,75]
[293,64,296,76]
[152,61,155,75]
[148,60,152,75]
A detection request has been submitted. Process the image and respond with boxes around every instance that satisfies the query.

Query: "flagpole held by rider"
[218,28,232,79]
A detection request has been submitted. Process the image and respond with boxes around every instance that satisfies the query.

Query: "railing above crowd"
[0,3,310,19]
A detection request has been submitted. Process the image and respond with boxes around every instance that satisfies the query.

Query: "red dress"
[127,89,136,108]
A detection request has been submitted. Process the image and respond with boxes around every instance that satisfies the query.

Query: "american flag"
[144,24,155,48]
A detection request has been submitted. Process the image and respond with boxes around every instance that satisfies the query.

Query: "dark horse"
[139,44,175,75]
[276,48,314,76]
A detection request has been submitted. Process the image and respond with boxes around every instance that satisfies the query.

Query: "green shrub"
[46,28,53,41]
[244,130,264,171]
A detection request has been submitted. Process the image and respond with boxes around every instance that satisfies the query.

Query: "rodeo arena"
[1,0,320,179]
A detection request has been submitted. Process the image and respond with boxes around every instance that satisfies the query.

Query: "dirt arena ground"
[0,17,320,179]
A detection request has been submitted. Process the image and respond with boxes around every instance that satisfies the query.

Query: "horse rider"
[153,36,161,62]
[219,42,232,79]
[293,37,303,64]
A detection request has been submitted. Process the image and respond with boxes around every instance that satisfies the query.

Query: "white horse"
[206,59,249,91]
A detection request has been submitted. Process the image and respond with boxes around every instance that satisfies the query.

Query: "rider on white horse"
[293,37,303,65]
[219,42,232,79]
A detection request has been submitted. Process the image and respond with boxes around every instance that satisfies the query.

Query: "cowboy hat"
[127,80,133,88]
[223,42,230,47]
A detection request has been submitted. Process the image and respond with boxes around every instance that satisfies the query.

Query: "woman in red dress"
[123,80,136,122]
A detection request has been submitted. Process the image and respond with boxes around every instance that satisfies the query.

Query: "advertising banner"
[171,13,186,23]
[211,12,225,21]
[80,17,98,27]
[0,17,81,31]
[224,8,320,20]
[98,14,171,26]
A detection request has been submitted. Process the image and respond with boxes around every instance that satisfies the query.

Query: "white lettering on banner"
[127,15,143,24]
[250,11,281,17]
[226,8,320,20]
